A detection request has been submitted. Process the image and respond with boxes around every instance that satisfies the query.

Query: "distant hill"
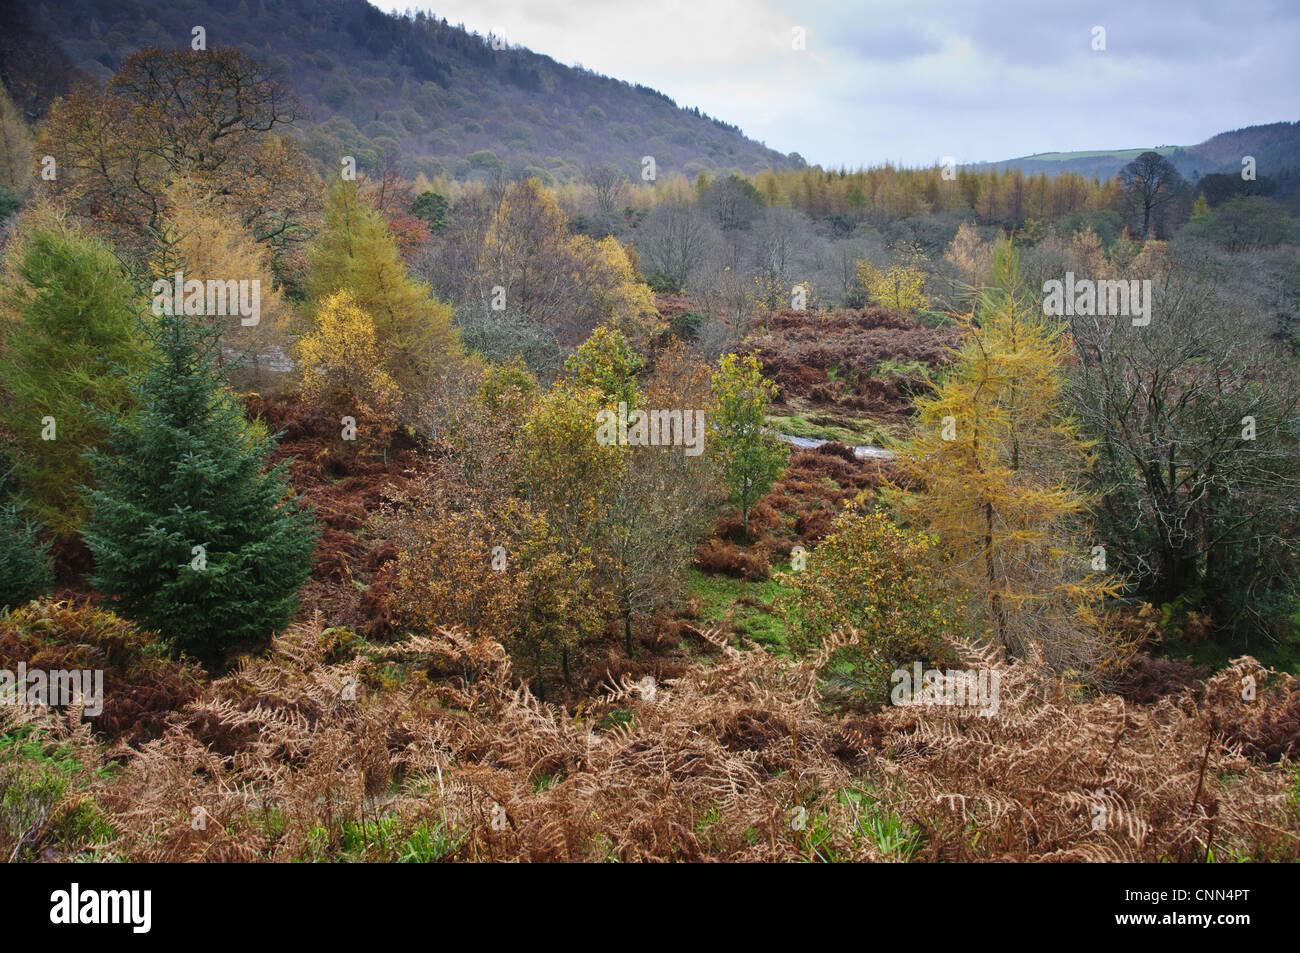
[1,0,800,184]
[968,121,1300,196]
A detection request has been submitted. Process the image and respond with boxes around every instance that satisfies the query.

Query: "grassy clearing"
[689,566,796,651]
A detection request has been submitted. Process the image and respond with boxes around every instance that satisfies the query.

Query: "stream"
[777,433,894,460]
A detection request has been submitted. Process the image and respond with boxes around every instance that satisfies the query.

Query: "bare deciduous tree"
[1067,243,1300,638]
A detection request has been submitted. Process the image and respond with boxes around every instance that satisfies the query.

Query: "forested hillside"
[0,0,799,186]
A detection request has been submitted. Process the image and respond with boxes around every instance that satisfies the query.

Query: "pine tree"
[81,299,317,666]
[0,219,144,537]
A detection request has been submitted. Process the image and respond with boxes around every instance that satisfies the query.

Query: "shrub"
[668,310,703,341]
[784,508,960,705]
[645,271,681,294]
[0,600,203,744]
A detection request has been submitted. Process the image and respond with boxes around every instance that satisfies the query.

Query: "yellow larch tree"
[0,84,34,202]
[307,179,463,414]
[892,241,1122,678]
[158,178,293,393]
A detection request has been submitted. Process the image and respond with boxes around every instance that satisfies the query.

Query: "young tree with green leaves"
[81,302,317,667]
[563,324,644,406]
[513,381,623,681]
[786,508,959,705]
[597,343,720,655]
[710,353,787,539]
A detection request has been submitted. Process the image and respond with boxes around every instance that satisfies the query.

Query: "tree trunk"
[985,500,1009,654]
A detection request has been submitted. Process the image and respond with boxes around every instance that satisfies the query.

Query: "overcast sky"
[370,0,1300,169]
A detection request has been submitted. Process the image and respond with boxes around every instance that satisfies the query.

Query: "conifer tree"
[157,178,294,393]
[81,298,317,666]
[895,242,1119,670]
[0,467,55,610]
[0,84,33,207]
[307,180,461,411]
[0,220,143,537]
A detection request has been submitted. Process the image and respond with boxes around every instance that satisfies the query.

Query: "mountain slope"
[970,121,1300,192]
[3,0,799,184]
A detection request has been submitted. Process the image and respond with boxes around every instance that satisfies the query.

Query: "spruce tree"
[0,466,55,610]
[81,302,317,666]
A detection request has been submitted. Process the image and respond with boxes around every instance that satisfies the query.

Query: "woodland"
[0,36,1297,863]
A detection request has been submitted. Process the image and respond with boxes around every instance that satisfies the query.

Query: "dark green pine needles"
[82,306,318,667]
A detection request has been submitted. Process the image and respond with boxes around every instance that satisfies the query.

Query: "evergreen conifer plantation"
[81,305,317,666]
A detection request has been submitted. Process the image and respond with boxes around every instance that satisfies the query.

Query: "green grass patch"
[689,566,796,650]
[0,726,117,861]
[301,814,465,862]
[870,358,933,381]
[804,785,923,862]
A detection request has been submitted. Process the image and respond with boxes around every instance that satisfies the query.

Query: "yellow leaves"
[481,179,660,343]
[577,235,658,338]
[158,176,291,390]
[517,381,627,534]
[895,242,1118,660]
[296,289,399,425]
[856,257,928,312]
[308,180,463,406]
[0,83,33,200]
